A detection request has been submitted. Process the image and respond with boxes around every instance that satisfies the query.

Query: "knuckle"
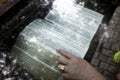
[67,60,71,64]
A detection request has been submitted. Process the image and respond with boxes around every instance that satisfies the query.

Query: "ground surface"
[0,0,120,80]
[90,6,120,80]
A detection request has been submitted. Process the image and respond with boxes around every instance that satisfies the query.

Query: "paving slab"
[90,6,120,80]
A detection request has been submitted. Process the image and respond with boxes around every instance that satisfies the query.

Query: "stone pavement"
[90,6,120,80]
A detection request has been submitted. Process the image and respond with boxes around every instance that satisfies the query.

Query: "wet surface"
[0,0,119,80]
[0,51,37,80]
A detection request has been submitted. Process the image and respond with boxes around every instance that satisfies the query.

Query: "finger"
[58,56,69,65]
[61,73,70,79]
[56,49,74,59]
[58,64,69,73]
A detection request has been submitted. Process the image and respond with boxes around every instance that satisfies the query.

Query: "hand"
[56,49,106,80]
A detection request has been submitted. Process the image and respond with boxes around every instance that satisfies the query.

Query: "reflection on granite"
[0,0,119,80]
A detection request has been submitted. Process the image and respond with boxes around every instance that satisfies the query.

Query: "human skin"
[117,73,120,80]
[56,49,106,80]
